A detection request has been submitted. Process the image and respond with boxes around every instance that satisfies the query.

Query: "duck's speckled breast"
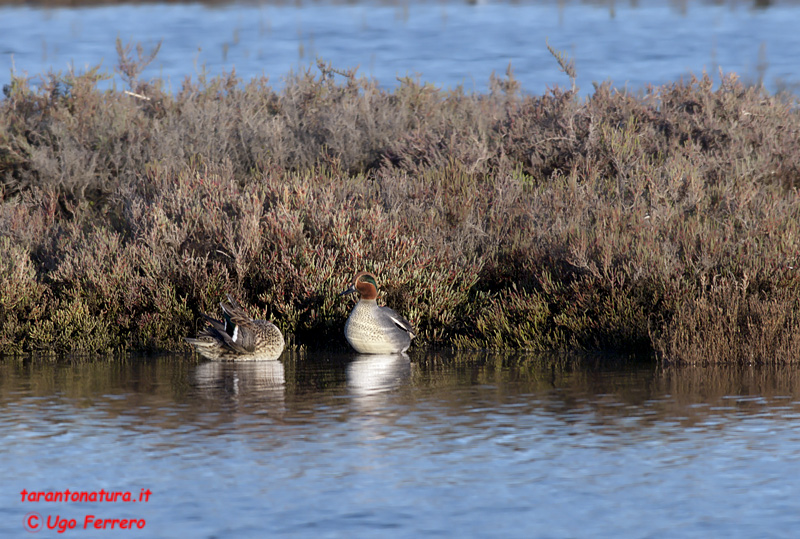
[344,300,410,354]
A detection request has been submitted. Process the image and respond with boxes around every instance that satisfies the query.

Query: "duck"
[185,295,285,361]
[340,271,416,354]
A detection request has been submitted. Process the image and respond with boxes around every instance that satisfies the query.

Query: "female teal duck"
[185,295,285,361]
[340,272,416,354]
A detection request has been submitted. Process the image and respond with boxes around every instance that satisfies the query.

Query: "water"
[3,352,800,537]
[1,1,799,95]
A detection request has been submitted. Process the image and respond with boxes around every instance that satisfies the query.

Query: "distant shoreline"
[2,0,798,8]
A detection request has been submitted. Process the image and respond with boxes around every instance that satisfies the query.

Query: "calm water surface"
[2,351,800,537]
[1,1,799,94]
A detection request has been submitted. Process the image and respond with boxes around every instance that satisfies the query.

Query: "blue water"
[1,1,799,95]
[2,353,800,537]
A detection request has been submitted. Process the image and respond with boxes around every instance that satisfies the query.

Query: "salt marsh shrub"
[1,50,800,362]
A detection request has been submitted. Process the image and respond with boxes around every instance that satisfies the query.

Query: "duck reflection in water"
[346,353,412,398]
[193,360,285,410]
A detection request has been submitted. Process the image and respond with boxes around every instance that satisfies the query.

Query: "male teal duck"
[185,295,285,361]
[340,272,416,354]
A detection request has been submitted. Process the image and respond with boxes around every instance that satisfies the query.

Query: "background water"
[1,1,799,95]
[2,352,800,537]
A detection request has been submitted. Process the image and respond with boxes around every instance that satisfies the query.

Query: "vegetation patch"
[2,44,799,363]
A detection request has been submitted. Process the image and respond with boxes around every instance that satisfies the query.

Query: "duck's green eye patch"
[360,275,378,289]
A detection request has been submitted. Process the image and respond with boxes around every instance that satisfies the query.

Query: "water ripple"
[2,355,800,537]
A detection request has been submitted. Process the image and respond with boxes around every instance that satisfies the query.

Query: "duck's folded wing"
[201,314,250,353]
[380,306,417,339]
[219,296,259,352]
